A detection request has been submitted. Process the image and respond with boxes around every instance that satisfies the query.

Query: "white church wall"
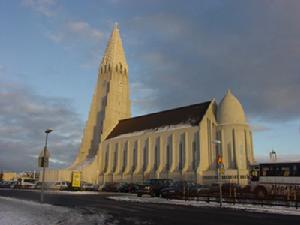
[98,125,201,184]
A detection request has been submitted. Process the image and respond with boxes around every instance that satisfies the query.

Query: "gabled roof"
[106,101,212,139]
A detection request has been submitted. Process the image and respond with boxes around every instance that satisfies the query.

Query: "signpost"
[212,139,223,207]
[217,154,223,207]
[39,129,53,203]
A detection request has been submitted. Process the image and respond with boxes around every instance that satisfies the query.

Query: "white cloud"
[250,124,271,132]
[67,21,103,40]
[22,0,58,17]
[0,81,83,171]
[46,21,103,44]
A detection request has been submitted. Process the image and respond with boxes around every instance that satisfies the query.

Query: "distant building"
[0,172,17,181]
[45,24,254,185]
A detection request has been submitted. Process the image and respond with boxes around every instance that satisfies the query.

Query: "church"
[45,24,254,186]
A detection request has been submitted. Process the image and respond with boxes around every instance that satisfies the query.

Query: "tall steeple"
[71,24,131,168]
[101,23,127,69]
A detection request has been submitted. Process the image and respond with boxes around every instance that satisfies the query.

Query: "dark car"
[0,181,12,188]
[195,184,210,196]
[209,183,242,196]
[100,182,119,192]
[137,179,172,197]
[221,183,242,195]
[118,182,138,193]
[160,181,199,199]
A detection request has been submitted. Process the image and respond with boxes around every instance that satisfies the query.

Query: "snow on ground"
[108,195,300,216]
[0,196,115,225]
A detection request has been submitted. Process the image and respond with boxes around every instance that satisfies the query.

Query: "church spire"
[101,23,127,70]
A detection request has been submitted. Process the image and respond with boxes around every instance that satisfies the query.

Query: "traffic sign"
[38,148,50,168]
[217,155,223,164]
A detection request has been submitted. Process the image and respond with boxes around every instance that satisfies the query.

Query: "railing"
[175,190,300,209]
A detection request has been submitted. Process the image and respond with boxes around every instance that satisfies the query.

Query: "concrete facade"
[44,25,254,186]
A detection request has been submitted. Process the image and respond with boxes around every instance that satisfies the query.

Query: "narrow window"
[132,141,138,172]
[122,143,128,172]
[154,137,160,171]
[104,145,109,173]
[166,135,172,170]
[113,144,118,172]
[232,129,237,169]
[179,134,185,171]
[143,140,148,172]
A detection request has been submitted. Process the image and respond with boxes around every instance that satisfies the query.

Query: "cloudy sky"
[0,0,300,171]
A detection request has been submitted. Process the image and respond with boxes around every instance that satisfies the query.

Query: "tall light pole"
[40,129,53,203]
[212,139,222,207]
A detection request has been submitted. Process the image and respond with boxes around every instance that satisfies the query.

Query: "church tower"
[71,24,131,168]
[217,90,254,171]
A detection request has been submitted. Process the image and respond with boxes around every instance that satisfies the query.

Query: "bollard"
[233,187,237,205]
[293,190,297,209]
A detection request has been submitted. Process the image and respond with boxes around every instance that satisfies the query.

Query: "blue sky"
[0,0,299,171]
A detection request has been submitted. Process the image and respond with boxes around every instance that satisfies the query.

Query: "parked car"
[195,184,210,195]
[34,182,42,189]
[118,182,139,193]
[209,183,242,195]
[81,182,98,191]
[0,181,12,188]
[53,181,70,191]
[100,182,120,192]
[9,181,18,189]
[160,181,199,199]
[137,179,173,197]
[16,178,36,189]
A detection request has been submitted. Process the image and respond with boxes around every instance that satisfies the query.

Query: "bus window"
[282,167,290,176]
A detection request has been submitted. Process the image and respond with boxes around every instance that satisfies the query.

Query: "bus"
[249,162,300,198]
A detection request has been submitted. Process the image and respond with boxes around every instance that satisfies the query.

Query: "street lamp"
[40,128,53,203]
[212,139,222,207]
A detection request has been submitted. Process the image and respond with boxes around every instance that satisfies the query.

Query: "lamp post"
[40,129,53,203]
[212,139,222,207]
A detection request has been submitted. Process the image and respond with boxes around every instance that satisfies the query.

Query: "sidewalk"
[108,195,300,216]
[0,196,111,225]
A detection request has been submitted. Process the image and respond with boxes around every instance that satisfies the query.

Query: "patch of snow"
[108,196,300,216]
[56,190,100,195]
[0,196,115,225]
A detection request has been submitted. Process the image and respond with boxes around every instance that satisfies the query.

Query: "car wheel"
[256,187,267,199]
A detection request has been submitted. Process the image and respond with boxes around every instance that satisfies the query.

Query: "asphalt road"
[0,189,299,225]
